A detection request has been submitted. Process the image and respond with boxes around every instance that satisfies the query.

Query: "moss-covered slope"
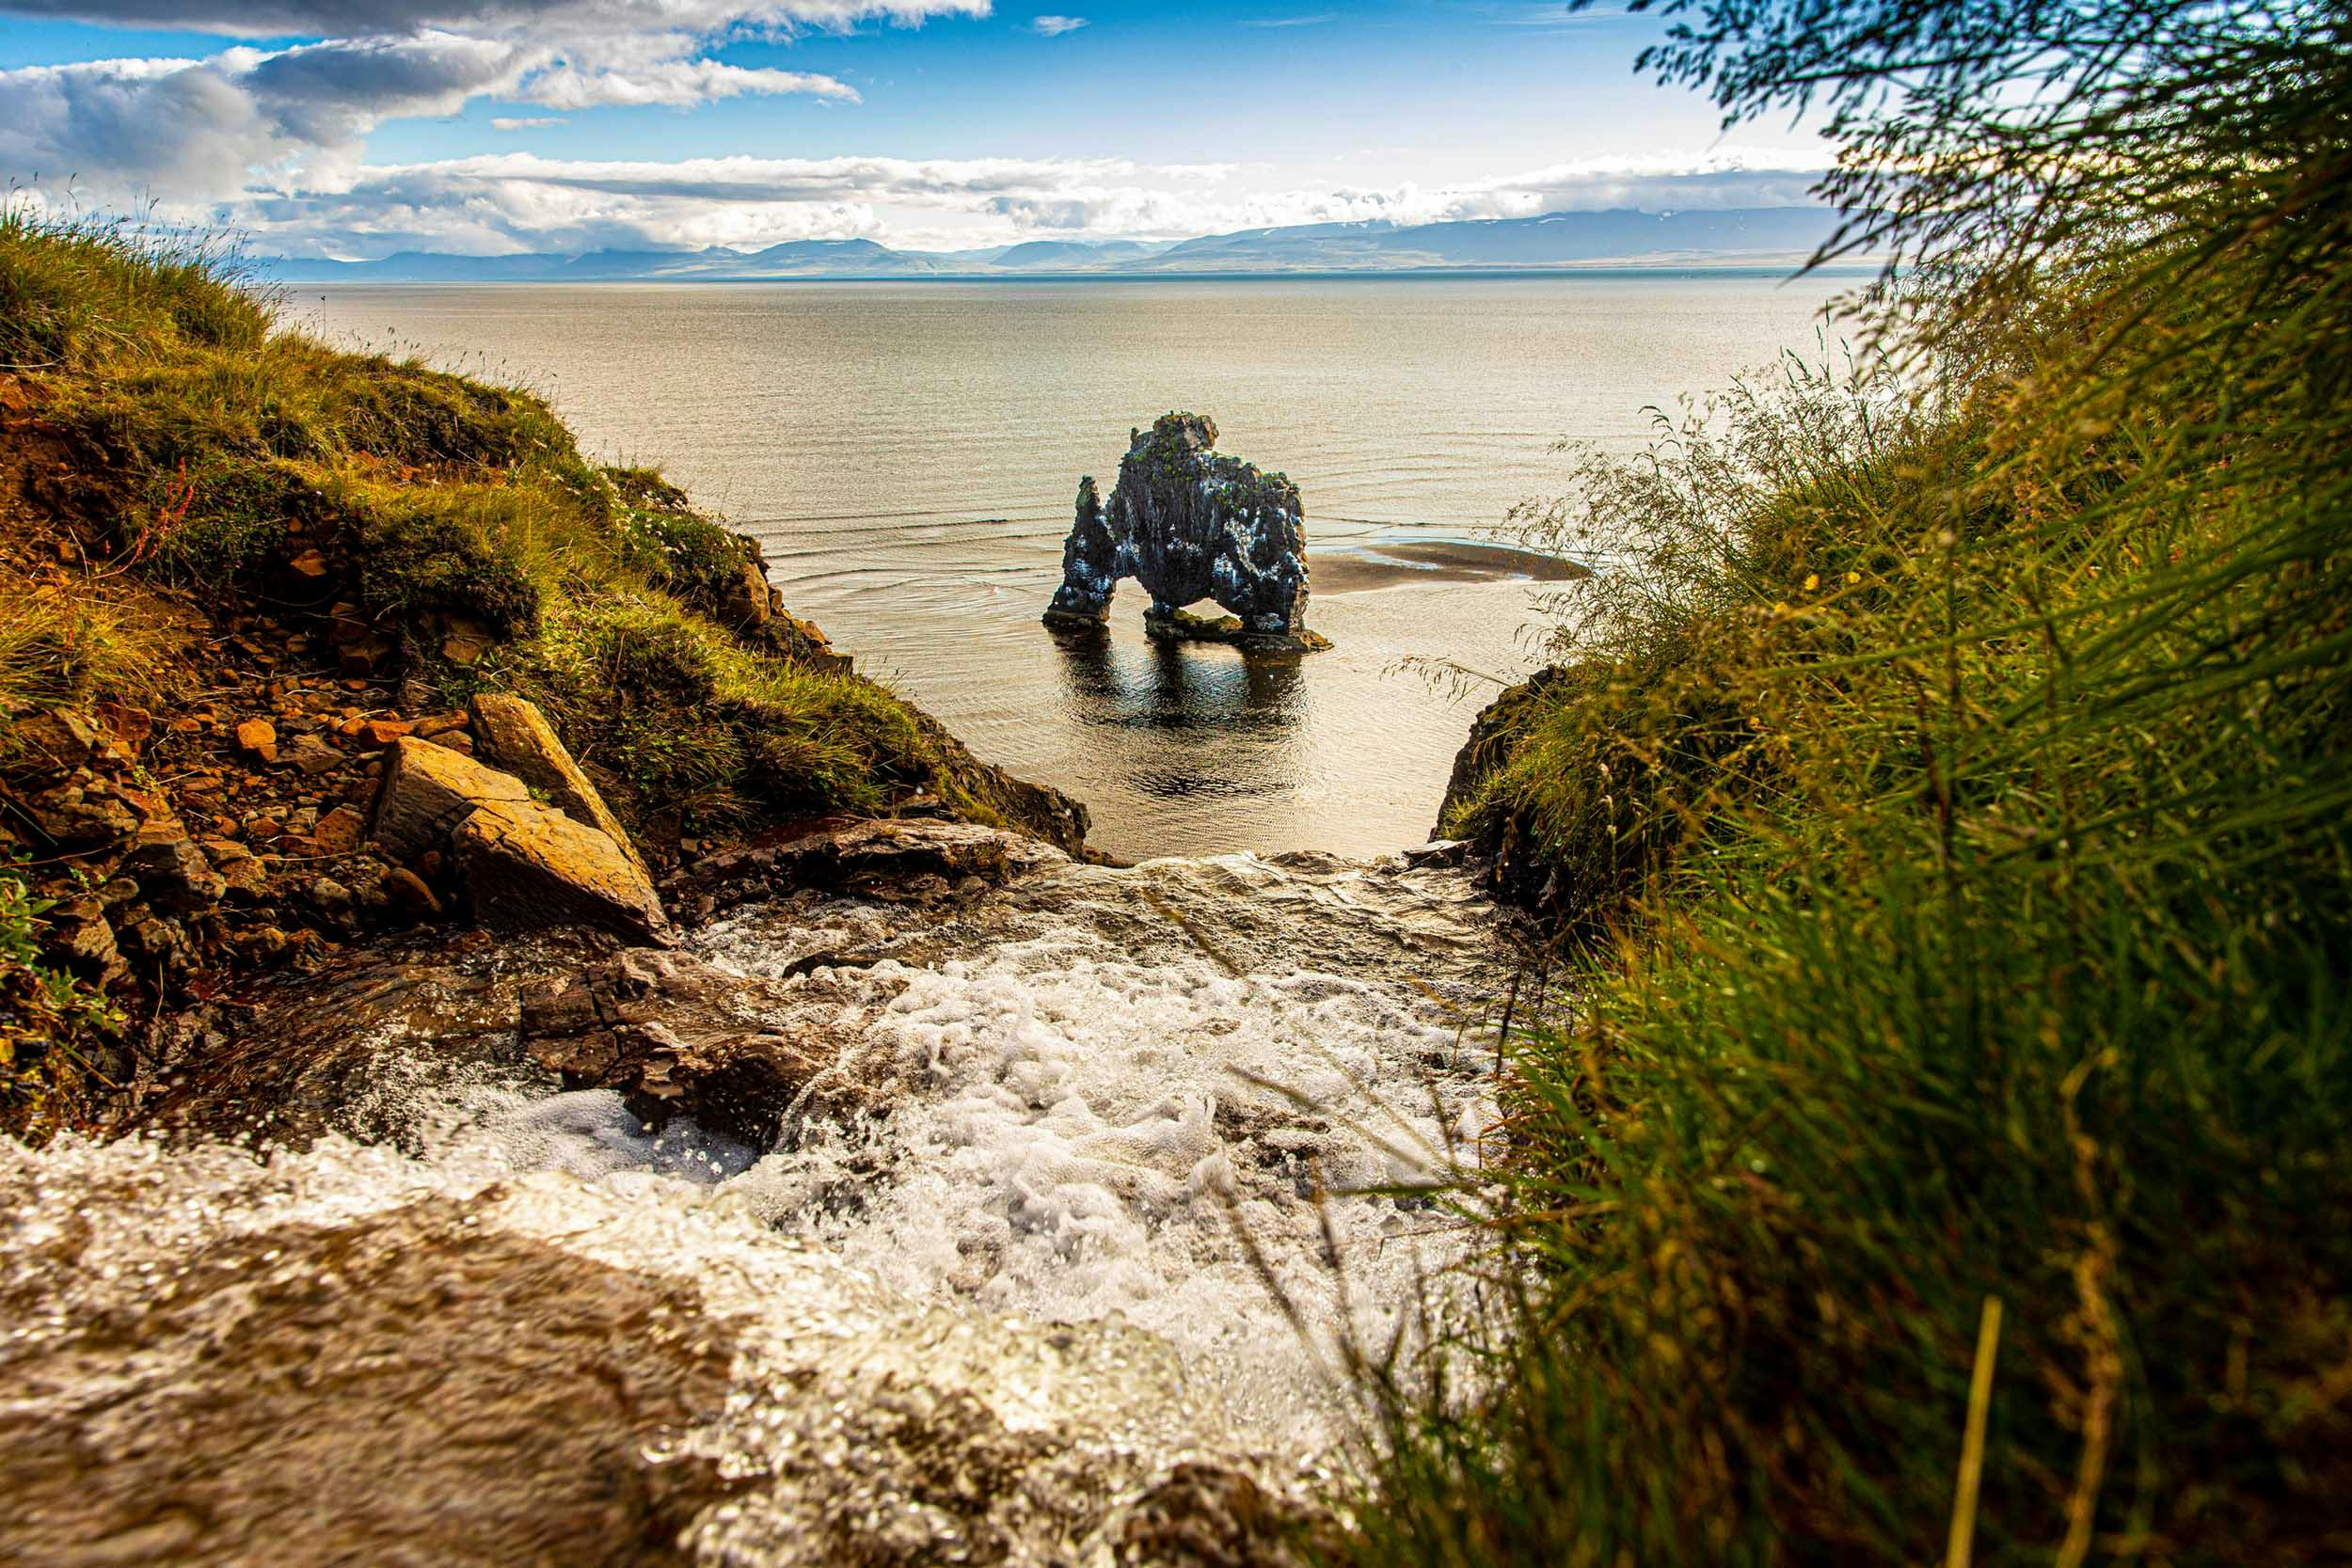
[0,212,1085,852]
[0,211,1084,1133]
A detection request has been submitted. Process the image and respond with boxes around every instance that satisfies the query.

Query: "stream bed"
[3,847,1514,1566]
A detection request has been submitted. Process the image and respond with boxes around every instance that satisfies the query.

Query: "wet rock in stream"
[520,947,873,1145]
[0,1196,741,1568]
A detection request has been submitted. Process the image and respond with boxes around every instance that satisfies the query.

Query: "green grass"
[0,202,1033,843]
[1383,365,2352,1558]
[0,582,166,734]
[0,864,123,1135]
[1369,2,2352,1561]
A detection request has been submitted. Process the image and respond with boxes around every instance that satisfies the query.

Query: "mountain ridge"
[260,206,1845,282]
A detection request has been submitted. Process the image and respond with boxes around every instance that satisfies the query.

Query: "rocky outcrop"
[1438,665,1644,926]
[371,734,670,943]
[716,534,852,674]
[904,706,1091,855]
[1043,476,1119,626]
[1437,667,1569,835]
[1043,414,1328,654]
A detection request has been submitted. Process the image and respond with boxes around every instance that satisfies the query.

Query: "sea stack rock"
[1042,413,1329,653]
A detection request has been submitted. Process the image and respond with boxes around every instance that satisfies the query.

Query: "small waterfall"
[2,850,1509,1565]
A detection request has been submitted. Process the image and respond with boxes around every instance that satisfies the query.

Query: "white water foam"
[4,849,1511,1560]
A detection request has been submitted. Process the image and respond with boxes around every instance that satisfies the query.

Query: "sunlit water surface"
[294,276,1847,858]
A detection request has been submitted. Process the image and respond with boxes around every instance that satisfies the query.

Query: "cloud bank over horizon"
[0,0,1834,257]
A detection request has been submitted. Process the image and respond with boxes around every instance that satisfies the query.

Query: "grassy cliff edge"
[0,211,1084,1132]
[1370,1,2352,1559]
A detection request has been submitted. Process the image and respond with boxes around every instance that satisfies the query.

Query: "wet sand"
[1310,538,1591,594]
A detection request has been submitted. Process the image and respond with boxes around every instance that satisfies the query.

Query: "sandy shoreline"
[1311,538,1591,594]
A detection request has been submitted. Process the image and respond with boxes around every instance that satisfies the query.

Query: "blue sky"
[0,2,1832,257]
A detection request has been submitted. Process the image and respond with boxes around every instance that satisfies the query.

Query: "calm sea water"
[295,277,1844,859]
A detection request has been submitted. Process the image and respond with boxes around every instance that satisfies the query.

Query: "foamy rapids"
[3,849,1513,1565]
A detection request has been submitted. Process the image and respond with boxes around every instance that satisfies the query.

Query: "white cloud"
[0,0,991,37]
[1027,14,1085,35]
[181,146,1824,259]
[0,1,983,204]
[489,115,565,129]
[522,59,859,109]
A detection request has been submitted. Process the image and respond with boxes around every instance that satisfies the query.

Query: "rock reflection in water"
[1052,631,1305,804]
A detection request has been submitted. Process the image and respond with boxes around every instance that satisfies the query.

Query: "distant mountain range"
[261,207,1844,283]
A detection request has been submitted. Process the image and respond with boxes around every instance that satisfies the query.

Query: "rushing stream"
[4,847,1515,1565]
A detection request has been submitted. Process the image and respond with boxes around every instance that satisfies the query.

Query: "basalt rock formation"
[1044,414,1330,654]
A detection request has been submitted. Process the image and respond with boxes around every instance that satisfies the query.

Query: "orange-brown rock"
[367,737,667,942]
[367,736,532,864]
[234,718,278,762]
[312,805,366,857]
[95,701,151,751]
[380,866,441,917]
[466,692,647,877]
[451,799,670,944]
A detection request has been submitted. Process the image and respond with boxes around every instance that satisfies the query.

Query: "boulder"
[117,912,191,974]
[281,733,343,776]
[43,895,129,986]
[466,692,647,876]
[713,555,777,630]
[518,947,842,1143]
[712,534,853,673]
[205,841,272,901]
[452,799,670,944]
[22,784,138,847]
[367,736,531,865]
[1044,413,1327,653]
[11,708,103,768]
[369,736,669,942]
